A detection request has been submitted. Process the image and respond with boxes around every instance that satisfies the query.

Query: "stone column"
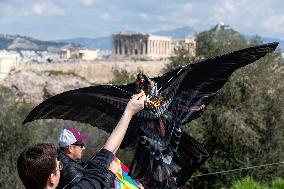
[116,39,119,55]
[121,39,125,55]
[150,40,153,55]
[149,40,152,55]
[126,38,130,55]
[142,40,146,55]
[163,41,165,55]
[162,40,164,55]
[153,40,155,55]
[112,37,116,54]
[167,41,170,56]
[114,39,117,54]
[158,40,161,55]
[155,40,158,55]
[131,39,135,55]
[156,40,159,55]
[158,40,160,56]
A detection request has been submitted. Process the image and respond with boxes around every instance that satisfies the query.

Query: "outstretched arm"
[104,91,145,154]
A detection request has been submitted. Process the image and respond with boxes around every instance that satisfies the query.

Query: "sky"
[0,0,283,41]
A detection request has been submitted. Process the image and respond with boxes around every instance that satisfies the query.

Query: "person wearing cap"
[17,91,145,189]
[56,127,90,189]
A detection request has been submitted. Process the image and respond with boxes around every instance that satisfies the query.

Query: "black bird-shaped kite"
[23,42,278,189]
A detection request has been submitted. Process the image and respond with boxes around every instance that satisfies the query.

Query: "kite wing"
[23,84,138,133]
[151,42,279,126]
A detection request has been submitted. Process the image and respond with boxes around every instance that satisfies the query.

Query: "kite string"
[109,66,184,95]
[191,161,284,178]
[62,150,101,189]
[157,67,184,92]
[109,84,134,96]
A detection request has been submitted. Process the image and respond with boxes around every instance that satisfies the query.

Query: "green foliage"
[196,29,250,58]
[231,177,263,189]
[196,31,218,58]
[229,177,284,189]
[111,68,141,85]
[270,178,284,189]
[163,47,197,72]
[0,86,44,189]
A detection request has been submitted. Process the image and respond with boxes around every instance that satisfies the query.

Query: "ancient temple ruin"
[112,32,196,60]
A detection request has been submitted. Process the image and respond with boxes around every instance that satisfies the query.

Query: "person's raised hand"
[125,91,146,116]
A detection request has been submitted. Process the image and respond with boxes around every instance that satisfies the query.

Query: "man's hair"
[17,143,57,189]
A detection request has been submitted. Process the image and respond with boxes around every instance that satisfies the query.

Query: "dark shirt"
[57,148,115,189]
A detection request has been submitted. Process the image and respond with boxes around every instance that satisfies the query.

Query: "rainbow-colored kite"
[113,156,144,189]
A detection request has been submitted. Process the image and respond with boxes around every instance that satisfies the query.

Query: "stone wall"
[12,60,167,83]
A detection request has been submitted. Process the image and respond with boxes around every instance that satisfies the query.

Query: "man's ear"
[48,172,57,186]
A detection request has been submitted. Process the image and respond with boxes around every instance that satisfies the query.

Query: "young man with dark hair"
[17,143,60,189]
[17,92,146,189]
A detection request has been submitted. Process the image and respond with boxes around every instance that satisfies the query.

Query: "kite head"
[136,72,152,95]
[136,72,149,85]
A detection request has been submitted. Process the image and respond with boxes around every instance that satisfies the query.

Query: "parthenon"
[112,32,196,60]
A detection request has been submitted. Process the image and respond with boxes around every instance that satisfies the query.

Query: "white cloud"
[1,0,284,40]
[157,15,168,22]
[139,13,150,20]
[182,3,193,12]
[261,15,284,36]
[81,0,105,6]
[0,2,17,24]
[101,12,119,22]
[82,0,94,6]
[29,2,65,16]
[208,0,282,35]
[101,12,112,21]
[211,0,240,22]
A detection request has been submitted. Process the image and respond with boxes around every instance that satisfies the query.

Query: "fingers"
[132,91,145,98]
[126,91,145,114]
[137,91,146,101]
[131,91,146,102]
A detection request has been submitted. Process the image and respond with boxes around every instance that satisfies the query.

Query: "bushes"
[230,177,284,189]
[111,68,138,85]
[0,86,43,188]
[270,178,284,189]
[231,177,263,189]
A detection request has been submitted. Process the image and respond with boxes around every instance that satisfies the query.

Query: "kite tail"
[175,131,211,187]
[129,131,210,189]
[129,143,179,189]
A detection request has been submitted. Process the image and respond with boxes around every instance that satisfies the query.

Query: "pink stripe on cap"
[67,128,89,142]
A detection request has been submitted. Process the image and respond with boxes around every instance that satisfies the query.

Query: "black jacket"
[57,148,115,189]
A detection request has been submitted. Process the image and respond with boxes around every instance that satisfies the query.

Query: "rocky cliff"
[0,70,90,104]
